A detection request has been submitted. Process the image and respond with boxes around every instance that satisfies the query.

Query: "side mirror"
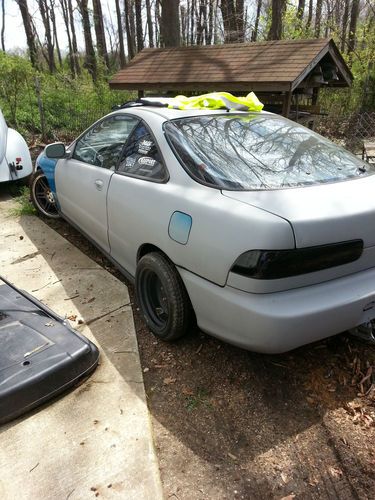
[45,142,66,159]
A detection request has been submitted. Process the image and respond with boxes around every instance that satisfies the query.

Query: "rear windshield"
[164,114,373,190]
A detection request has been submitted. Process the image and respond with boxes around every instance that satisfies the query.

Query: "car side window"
[73,115,139,169]
[117,122,167,181]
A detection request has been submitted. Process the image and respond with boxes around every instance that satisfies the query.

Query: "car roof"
[112,98,272,121]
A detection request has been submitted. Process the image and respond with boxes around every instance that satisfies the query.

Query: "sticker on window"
[125,157,136,167]
[138,139,153,154]
[138,156,156,167]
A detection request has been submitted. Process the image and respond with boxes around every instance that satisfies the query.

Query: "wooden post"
[282,91,292,117]
[138,90,144,99]
[312,87,320,106]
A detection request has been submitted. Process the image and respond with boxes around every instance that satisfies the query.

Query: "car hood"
[222,174,375,248]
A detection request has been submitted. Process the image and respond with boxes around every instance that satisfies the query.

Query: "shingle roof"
[109,38,352,93]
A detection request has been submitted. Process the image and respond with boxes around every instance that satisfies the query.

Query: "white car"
[30,102,375,353]
[0,110,32,183]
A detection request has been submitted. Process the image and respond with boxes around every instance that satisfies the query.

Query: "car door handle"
[94,179,104,191]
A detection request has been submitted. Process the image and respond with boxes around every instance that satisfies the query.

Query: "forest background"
[0,0,374,146]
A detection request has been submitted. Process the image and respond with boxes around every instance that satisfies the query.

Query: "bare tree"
[145,0,154,47]
[16,0,38,68]
[268,0,286,40]
[135,0,144,51]
[340,0,350,50]
[1,0,5,51]
[92,0,109,67]
[115,0,126,65]
[348,0,360,54]
[77,0,97,81]
[124,0,136,58]
[315,0,323,37]
[297,0,305,20]
[252,0,262,41]
[161,0,180,47]
[220,0,245,42]
[49,0,62,66]
[38,0,56,72]
[306,0,313,30]
[67,0,80,74]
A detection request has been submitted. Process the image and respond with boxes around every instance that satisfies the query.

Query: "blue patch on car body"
[36,152,58,194]
[168,211,192,245]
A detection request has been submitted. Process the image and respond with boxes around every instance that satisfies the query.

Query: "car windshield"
[164,114,374,190]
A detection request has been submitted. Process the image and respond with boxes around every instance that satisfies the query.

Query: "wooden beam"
[109,81,291,92]
[282,91,292,117]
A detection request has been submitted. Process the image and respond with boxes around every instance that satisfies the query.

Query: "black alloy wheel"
[30,171,59,218]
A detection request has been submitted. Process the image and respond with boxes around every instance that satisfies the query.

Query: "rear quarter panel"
[107,173,295,286]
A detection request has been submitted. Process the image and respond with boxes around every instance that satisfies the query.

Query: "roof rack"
[112,98,169,111]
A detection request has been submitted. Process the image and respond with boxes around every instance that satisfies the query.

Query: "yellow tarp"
[167,91,264,112]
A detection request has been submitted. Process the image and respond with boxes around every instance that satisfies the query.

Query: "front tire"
[30,171,59,218]
[135,252,192,341]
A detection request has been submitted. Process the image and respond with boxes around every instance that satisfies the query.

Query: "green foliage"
[0,51,135,141]
[10,185,36,216]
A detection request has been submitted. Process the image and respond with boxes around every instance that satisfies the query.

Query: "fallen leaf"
[67,314,77,321]
[163,377,176,385]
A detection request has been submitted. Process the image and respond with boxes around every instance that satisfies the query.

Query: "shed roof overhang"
[109,38,353,94]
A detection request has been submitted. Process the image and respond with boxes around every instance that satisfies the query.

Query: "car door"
[55,114,139,253]
[107,120,170,276]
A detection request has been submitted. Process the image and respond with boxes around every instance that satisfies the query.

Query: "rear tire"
[30,171,60,218]
[135,252,191,341]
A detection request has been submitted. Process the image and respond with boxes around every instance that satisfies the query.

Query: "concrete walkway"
[0,194,163,500]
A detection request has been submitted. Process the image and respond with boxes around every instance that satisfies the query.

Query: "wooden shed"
[109,38,352,124]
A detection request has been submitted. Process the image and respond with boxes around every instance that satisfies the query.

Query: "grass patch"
[10,185,36,216]
[186,387,211,412]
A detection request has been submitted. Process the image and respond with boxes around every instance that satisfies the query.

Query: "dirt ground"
[36,214,374,500]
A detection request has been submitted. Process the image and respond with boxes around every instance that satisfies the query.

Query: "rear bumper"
[179,267,375,353]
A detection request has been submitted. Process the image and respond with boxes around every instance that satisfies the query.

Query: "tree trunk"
[305,0,313,30]
[207,0,214,44]
[60,0,75,76]
[220,0,245,42]
[340,0,350,51]
[315,0,323,37]
[77,0,97,82]
[124,0,136,58]
[115,0,126,65]
[267,0,286,40]
[161,0,180,47]
[297,0,305,20]
[348,0,360,54]
[252,0,262,41]
[38,0,56,72]
[92,0,109,68]
[190,0,195,45]
[135,0,144,52]
[155,0,161,46]
[50,4,62,66]
[16,0,38,68]
[67,0,80,75]
[1,0,5,51]
[145,0,154,47]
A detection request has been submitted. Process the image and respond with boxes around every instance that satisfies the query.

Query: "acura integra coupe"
[30,102,375,353]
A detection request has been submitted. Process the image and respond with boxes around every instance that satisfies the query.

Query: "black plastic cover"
[0,276,99,425]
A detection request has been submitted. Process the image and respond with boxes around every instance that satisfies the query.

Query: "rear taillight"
[231,240,363,280]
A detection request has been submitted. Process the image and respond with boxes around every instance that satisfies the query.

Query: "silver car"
[30,103,375,353]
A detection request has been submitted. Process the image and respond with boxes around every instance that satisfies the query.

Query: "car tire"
[30,170,60,219]
[135,252,192,341]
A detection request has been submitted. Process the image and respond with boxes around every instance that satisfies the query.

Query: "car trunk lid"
[222,174,375,249]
